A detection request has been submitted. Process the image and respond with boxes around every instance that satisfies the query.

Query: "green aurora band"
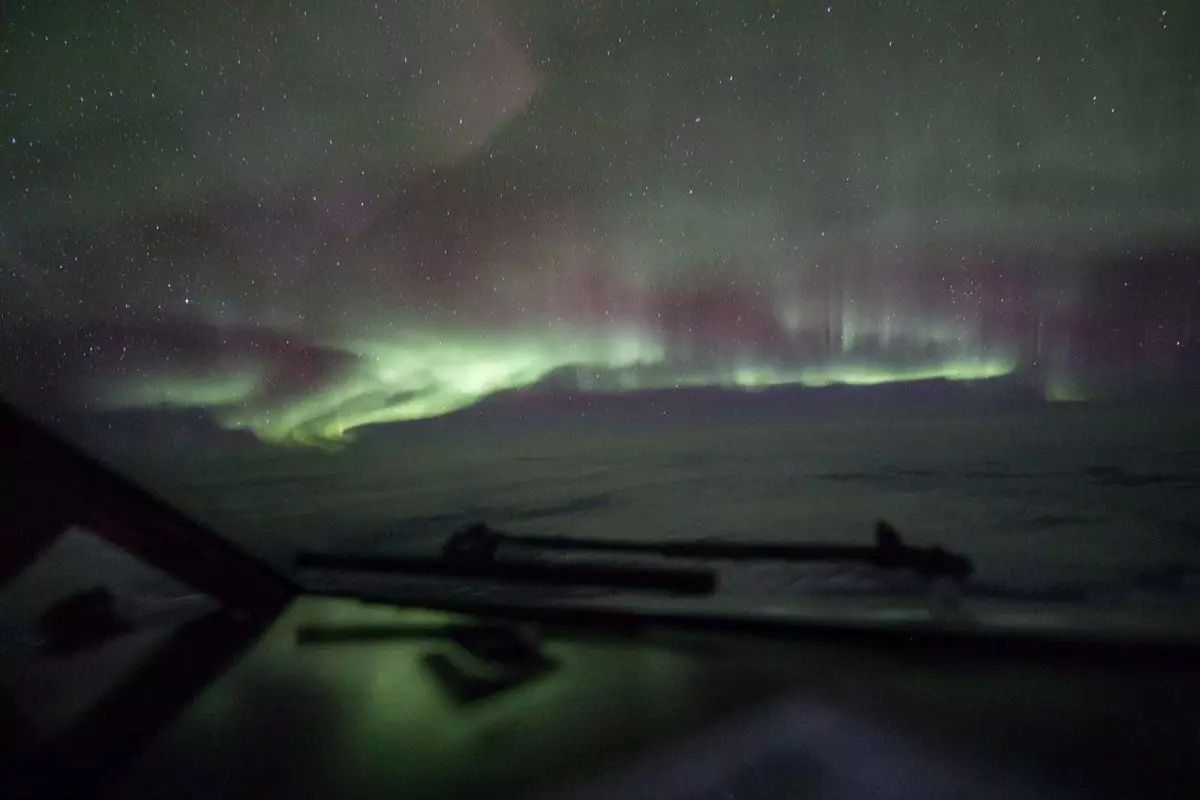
[92,327,1019,445]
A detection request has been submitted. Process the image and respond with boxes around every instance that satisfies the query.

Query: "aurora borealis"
[2,0,1198,445]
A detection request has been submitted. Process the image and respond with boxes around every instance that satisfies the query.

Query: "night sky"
[2,0,1198,444]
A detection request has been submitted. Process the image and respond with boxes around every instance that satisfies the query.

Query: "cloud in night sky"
[1,0,1198,443]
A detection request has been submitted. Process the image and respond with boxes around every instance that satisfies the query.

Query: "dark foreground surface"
[3,404,1200,799]
[96,596,1200,800]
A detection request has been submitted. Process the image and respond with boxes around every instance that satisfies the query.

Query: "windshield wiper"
[297,545,717,596]
[445,519,973,581]
[298,519,970,599]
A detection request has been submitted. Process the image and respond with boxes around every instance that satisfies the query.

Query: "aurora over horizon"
[2,0,1198,445]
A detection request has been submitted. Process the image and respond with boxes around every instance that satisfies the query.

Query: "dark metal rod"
[506,534,873,562]
[497,525,973,580]
[296,552,717,595]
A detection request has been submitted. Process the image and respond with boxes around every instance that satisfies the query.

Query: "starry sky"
[1,0,1198,444]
